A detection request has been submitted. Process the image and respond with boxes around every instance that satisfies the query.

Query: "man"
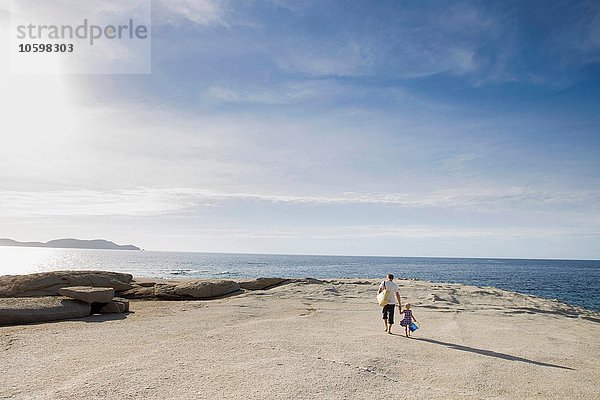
[378,273,402,334]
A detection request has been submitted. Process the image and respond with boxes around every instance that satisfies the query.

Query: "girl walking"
[400,304,418,337]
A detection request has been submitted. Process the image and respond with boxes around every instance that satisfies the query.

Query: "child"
[400,304,418,337]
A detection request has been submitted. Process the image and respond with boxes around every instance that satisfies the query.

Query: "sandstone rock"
[118,280,240,300]
[99,297,129,314]
[153,280,240,300]
[58,286,115,304]
[0,271,133,297]
[117,285,156,299]
[239,278,289,290]
[0,297,91,326]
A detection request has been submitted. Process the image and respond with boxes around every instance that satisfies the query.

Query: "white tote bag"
[377,281,391,306]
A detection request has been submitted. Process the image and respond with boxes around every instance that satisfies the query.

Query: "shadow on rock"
[413,337,574,370]
[80,312,132,323]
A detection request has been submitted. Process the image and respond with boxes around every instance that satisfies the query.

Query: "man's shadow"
[412,337,574,370]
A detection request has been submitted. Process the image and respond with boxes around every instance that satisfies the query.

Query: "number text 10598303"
[18,43,74,53]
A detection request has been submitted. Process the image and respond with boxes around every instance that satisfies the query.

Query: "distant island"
[0,238,141,251]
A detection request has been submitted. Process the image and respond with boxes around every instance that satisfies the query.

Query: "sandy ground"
[1,279,599,400]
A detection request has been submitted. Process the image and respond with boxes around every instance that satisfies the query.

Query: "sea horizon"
[3,243,598,262]
[150,250,600,262]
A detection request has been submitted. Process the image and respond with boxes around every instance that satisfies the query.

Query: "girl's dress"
[400,309,412,327]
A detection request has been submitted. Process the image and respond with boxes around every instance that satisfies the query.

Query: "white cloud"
[268,3,500,80]
[153,0,229,27]
[200,80,357,105]
[202,86,288,105]
[275,39,373,77]
[1,186,597,218]
[0,189,186,217]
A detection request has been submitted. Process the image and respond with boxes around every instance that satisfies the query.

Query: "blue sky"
[1,0,599,258]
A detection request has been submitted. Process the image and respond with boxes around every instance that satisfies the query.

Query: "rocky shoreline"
[2,270,599,327]
[0,271,320,326]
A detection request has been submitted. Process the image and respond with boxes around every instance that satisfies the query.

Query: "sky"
[0,0,599,258]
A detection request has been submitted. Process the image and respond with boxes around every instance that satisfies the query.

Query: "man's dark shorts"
[382,304,395,324]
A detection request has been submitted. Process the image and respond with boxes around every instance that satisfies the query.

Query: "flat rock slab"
[119,279,294,299]
[58,286,115,304]
[0,296,91,326]
[0,271,133,297]
[119,279,240,300]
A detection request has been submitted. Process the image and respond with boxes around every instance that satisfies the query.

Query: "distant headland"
[0,238,141,251]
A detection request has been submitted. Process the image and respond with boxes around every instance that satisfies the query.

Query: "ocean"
[1,247,599,312]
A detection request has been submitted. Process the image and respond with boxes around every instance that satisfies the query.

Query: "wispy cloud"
[0,189,186,217]
[199,80,358,105]
[1,186,598,218]
[266,2,499,80]
[274,39,374,77]
[202,86,286,105]
[153,0,230,27]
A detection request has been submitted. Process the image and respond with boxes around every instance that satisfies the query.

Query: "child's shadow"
[412,337,574,370]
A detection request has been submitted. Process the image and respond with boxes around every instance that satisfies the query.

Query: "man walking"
[378,273,402,334]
